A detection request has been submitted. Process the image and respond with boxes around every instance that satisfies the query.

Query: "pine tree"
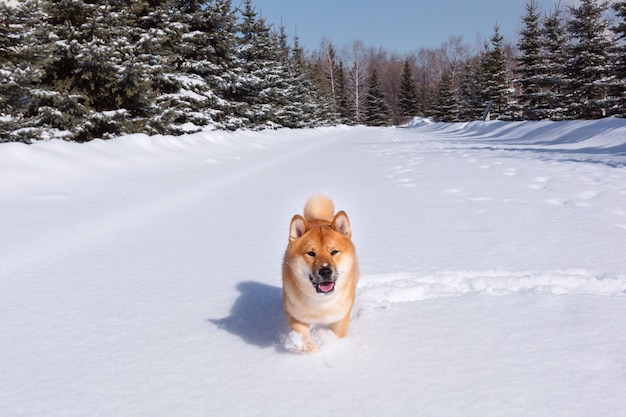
[20,0,159,141]
[335,61,355,124]
[433,69,458,122]
[565,0,614,118]
[232,0,284,128]
[291,35,337,126]
[458,60,483,121]
[269,25,315,128]
[0,1,17,140]
[611,1,626,115]
[34,0,91,137]
[539,7,570,120]
[516,1,545,120]
[148,0,235,134]
[482,25,511,119]
[268,24,299,127]
[1,0,48,142]
[364,69,391,126]
[398,59,420,120]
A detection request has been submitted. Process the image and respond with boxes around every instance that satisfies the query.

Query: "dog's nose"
[319,267,333,280]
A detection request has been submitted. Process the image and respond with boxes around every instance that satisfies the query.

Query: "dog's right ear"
[289,215,308,241]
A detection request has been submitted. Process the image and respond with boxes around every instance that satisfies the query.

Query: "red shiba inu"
[282,195,359,352]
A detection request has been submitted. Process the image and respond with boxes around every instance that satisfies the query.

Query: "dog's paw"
[284,330,318,354]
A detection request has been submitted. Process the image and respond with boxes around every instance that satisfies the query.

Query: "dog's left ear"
[331,211,351,238]
[289,214,308,241]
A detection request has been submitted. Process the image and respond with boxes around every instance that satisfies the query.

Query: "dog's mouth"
[309,275,336,294]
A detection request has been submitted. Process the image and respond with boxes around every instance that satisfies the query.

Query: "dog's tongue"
[319,282,335,293]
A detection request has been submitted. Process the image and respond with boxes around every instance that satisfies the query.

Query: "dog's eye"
[307,251,316,257]
[330,249,339,256]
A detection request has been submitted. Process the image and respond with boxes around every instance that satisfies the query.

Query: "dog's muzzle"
[309,267,336,294]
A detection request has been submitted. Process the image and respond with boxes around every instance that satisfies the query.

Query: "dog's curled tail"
[303,194,335,222]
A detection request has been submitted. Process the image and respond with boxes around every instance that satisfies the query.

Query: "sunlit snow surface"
[1,119,625,416]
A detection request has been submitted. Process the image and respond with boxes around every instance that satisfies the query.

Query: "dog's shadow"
[209,281,286,349]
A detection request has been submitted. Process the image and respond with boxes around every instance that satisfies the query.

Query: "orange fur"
[282,195,359,352]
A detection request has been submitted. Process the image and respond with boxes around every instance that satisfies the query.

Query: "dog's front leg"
[286,314,316,353]
[329,312,352,338]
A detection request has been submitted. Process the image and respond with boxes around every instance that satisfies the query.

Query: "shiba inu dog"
[282,195,359,352]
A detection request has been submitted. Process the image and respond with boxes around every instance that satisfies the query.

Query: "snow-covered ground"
[1,119,625,416]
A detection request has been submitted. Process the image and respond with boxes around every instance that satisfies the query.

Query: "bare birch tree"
[344,40,368,123]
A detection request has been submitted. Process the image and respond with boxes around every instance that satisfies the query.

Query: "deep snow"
[1,119,625,416]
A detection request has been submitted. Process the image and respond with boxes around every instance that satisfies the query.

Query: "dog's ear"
[289,214,308,241]
[331,211,351,238]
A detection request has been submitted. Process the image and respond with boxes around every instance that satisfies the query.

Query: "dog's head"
[286,211,354,295]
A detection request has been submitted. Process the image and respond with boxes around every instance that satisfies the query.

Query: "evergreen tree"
[516,1,545,120]
[539,7,570,120]
[201,0,242,129]
[268,24,300,127]
[32,0,92,139]
[565,0,614,118]
[457,60,484,121]
[21,0,159,141]
[611,1,626,115]
[482,25,511,119]
[1,1,45,141]
[433,69,458,122]
[335,61,354,124]
[232,0,282,128]
[398,59,420,119]
[269,25,316,128]
[364,69,391,126]
[292,36,337,126]
[149,0,235,134]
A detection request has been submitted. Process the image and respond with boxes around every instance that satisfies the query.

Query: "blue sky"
[250,0,580,53]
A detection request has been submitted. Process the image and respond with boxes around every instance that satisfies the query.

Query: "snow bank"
[359,269,626,306]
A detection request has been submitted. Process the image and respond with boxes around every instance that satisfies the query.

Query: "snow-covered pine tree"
[25,0,157,141]
[335,61,354,124]
[457,60,483,121]
[19,0,89,140]
[73,1,156,140]
[149,0,231,134]
[433,69,458,122]
[0,1,17,141]
[0,2,13,85]
[482,24,512,119]
[516,1,546,120]
[265,25,337,128]
[459,44,497,121]
[268,24,309,128]
[364,69,392,126]
[611,1,626,116]
[398,59,420,121]
[539,6,570,120]
[199,0,243,130]
[0,1,44,142]
[565,0,614,119]
[291,35,337,127]
[232,0,283,129]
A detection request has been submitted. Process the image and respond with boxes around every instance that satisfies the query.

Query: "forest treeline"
[1,0,626,142]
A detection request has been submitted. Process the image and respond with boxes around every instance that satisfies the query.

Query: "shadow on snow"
[209,281,286,350]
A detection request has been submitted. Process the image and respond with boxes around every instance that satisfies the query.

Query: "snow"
[1,119,625,416]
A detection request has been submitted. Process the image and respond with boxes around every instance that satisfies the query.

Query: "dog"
[282,195,359,352]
